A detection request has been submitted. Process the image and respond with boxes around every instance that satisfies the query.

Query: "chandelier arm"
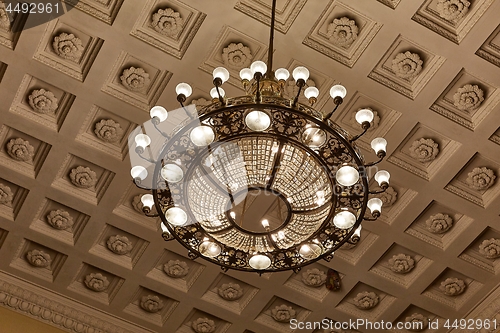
[349,126,369,143]
[265,0,277,78]
[369,187,388,195]
[292,80,305,108]
[215,85,225,104]
[152,119,170,138]
[364,154,386,167]
[162,232,175,241]
[255,74,262,102]
[266,233,280,251]
[323,103,340,121]
[135,149,157,164]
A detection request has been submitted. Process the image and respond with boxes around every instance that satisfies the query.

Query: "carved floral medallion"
[375,186,397,207]
[391,51,423,80]
[120,67,150,92]
[191,318,216,333]
[140,295,164,313]
[466,167,496,191]
[425,213,453,234]
[69,166,97,189]
[478,238,500,259]
[409,138,439,163]
[6,138,34,162]
[217,282,244,301]
[405,313,428,332]
[327,17,359,48]
[439,277,466,296]
[436,0,470,22]
[106,235,133,255]
[353,291,379,310]
[94,119,124,143]
[84,273,110,292]
[453,84,484,112]
[301,268,327,287]
[222,42,252,69]
[271,304,296,322]
[388,254,415,274]
[151,8,183,37]
[0,183,13,205]
[46,209,74,230]
[52,33,84,62]
[163,259,189,278]
[26,249,51,267]
[28,89,59,114]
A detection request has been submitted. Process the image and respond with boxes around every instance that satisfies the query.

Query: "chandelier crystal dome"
[129,0,391,273]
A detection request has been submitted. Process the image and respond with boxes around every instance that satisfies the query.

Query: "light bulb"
[355,109,374,124]
[371,137,387,155]
[213,67,230,83]
[329,85,347,99]
[374,170,390,186]
[278,231,285,240]
[161,222,169,233]
[190,126,215,146]
[150,106,168,122]
[250,61,267,75]
[261,219,269,229]
[299,243,321,259]
[304,86,319,99]
[239,68,253,81]
[165,207,187,226]
[210,87,225,99]
[333,211,356,229]
[175,83,192,97]
[229,211,236,219]
[292,66,309,81]
[354,225,362,237]
[245,110,271,131]
[275,68,290,81]
[367,198,383,215]
[140,194,154,209]
[161,164,184,183]
[302,127,326,148]
[199,241,221,258]
[134,134,151,149]
[248,254,271,269]
[131,166,148,180]
[336,165,360,186]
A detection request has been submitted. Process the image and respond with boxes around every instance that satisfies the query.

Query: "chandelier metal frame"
[129,0,391,273]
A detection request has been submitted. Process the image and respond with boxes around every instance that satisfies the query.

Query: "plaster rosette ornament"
[327,17,359,48]
[391,51,423,80]
[405,313,428,332]
[28,89,59,114]
[353,291,379,310]
[466,167,496,191]
[6,138,34,162]
[163,259,190,278]
[439,277,466,296]
[131,194,145,213]
[388,254,415,274]
[271,304,296,322]
[120,67,151,92]
[453,84,484,112]
[0,183,13,205]
[84,273,110,292]
[26,249,51,268]
[351,108,380,131]
[191,318,216,333]
[217,283,244,301]
[478,238,500,259]
[151,8,183,37]
[191,97,211,109]
[106,235,133,255]
[408,138,439,163]
[52,33,84,62]
[301,268,327,287]
[0,4,11,30]
[94,119,124,143]
[375,186,397,207]
[285,78,316,100]
[222,42,252,70]
[46,209,74,230]
[69,166,97,189]
[425,213,453,234]
[436,0,470,23]
[140,295,164,313]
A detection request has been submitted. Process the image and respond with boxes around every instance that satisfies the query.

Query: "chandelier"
[129,0,390,273]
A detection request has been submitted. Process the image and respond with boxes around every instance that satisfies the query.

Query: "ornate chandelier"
[129,0,390,273]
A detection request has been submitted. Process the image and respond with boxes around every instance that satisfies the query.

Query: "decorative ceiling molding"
[61,0,124,25]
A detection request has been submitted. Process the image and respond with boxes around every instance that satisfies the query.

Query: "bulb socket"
[213,77,223,87]
[377,150,387,159]
[177,94,186,104]
[295,78,305,88]
[135,146,145,154]
[361,121,371,130]
[333,96,343,105]
[371,211,381,218]
[142,206,151,214]
[380,181,389,190]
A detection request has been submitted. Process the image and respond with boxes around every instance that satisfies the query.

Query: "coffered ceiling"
[0,0,500,333]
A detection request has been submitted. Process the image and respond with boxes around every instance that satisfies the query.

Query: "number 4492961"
[444,319,497,330]
[5,2,60,14]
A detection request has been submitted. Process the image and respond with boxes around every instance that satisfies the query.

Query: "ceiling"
[0,0,500,332]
